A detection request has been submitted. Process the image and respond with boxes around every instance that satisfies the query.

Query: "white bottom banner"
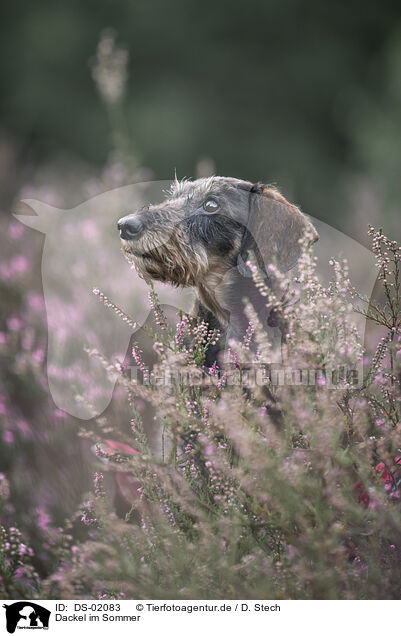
[0,599,399,635]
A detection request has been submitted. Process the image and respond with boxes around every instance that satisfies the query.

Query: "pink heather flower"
[242,321,255,350]
[217,373,227,392]
[7,316,23,331]
[175,315,189,347]
[8,222,24,239]
[53,408,67,419]
[36,507,51,532]
[208,362,219,377]
[81,510,97,526]
[148,288,168,329]
[132,344,146,370]
[10,255,29,275]
[374,460,400,493]
[27,292,45,312]
[16,419,31,437]
[32,348,45,364]
[0,332,6,344]
[18,543,27,556]
[3,430,14,444]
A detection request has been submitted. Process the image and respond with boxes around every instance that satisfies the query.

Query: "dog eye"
[203,198,219,214]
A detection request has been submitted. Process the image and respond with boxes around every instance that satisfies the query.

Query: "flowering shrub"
[1,208,400,599]
[8,226,393,600]
[0,217,93,599]
[0,33,400,600]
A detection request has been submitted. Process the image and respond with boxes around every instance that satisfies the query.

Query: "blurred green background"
[0,0,400,240]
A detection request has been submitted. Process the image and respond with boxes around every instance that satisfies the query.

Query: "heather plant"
[0,217,94,598]
[1,32,400,601]
[35,227,401,600]
[0,32,151,596]
[0,524,40,598]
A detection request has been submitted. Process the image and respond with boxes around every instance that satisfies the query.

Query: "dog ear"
[242,184,319,273]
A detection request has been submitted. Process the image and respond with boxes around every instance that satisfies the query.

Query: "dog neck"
[195,265,274,340]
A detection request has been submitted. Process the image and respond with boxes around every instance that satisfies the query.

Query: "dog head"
[118,176,319,322]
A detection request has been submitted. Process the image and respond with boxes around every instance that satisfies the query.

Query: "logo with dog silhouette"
[2,602,50,633]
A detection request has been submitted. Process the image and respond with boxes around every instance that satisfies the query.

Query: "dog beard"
[122,240,209,287]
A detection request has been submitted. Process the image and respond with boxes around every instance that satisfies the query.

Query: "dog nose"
[118,216,144,240]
